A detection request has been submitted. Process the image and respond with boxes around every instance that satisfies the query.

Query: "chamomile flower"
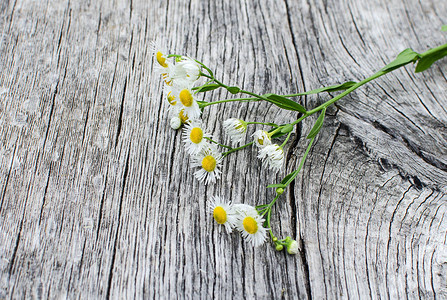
[182,120,210,155]
[173,84,201,120]
[173,56,201,83]
[236,209,267,247]
[164,85,177,104]
[223,118,247,146]
[150,41,175,85]
[253,130,272,148]
[258,144,284,172]
[208,196,237,233]
[191,144,222,184]
[233,204,259,216]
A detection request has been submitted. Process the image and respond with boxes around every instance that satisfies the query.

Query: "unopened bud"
[286,240,299,255]
[275,244,284,251]
[276,188,284,195]
[170,116,182,130]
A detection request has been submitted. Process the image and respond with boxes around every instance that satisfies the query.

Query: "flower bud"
[276,188,284,195]
[286,240,299,255]
[275,244,284,251]
[170,116,182,129]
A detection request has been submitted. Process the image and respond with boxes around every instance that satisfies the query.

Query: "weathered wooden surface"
[0,0,446,298]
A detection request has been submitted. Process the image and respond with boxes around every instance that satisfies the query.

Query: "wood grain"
[0,0,446,298]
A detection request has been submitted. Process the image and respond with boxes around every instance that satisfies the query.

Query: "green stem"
[201,98,261,107]
[262,194,280,218]
[246,121,279,127]
[222,141,254,158]
[281,131,293,148]
[306,71,386,115]
[240,89,271,101]
[420,42,447,57]
[283,137,315,188]
[205,137,232,149]
[200,73,214,80]
[268,126,283,136]
[267,208,275,239]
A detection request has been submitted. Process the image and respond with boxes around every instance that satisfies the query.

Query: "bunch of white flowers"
[151,42,305,251]
[152,40,447,253]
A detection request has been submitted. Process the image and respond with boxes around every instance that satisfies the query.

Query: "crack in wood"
[105,143,131,298]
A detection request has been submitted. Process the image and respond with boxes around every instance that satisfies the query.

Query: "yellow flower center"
[213,206,227,224]
[258,137,264,145]
[201,155,216,172]
[167,92,176,105]
[179,110,188,123]
[156,51,168,68]
[243,216,258,234]
[190,127,203,144]
[179,89,193,107]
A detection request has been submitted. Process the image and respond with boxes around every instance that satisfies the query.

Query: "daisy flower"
[208,196,237,233]
[252,130,272,148]
[258,144,284,172]
[150,41,175,85]
[182,120,210,155]
[173,83,201,120]
[191,144,222,184]
[164,85,178,106]
[173,56,201,83]
[223,118,247,146]
[236,208,267,247]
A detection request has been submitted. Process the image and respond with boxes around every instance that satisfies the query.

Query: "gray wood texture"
[0,0,446,299]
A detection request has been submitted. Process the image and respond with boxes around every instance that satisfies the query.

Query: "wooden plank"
[0,0,445,298]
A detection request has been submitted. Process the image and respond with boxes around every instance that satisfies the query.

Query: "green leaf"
[266,183,286,188]
[265,94,307,113]
[255,204,269,209]
[280,171,298,185]
[381,48,420,72]
[195,84,220,93]
[227,86,241,94]
[415,45,447,73]
[305,81,357,95]
[281,124,294,133]
[442,25,447,32]
[270,131,287,139]
[307,108,326,139]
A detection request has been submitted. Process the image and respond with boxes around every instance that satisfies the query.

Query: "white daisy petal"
[208,196,237,233]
